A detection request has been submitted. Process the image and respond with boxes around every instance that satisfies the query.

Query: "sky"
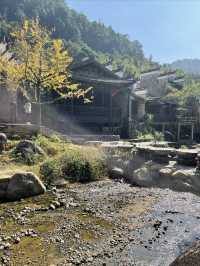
[67,0,200,64]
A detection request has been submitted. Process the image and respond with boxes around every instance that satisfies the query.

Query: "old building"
[0,43,193,141]
[136,68,196,142]
[42,58,140,138]
[0,46,145,138]
[40,58,152,138]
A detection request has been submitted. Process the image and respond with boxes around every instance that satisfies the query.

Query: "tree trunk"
[36,87,41,127]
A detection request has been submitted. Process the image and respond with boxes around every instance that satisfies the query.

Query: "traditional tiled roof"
[71,57,135,86]
[71,74,134,86]
[158,71,176,78]
[141,67,160,74]
[71,58,119,79]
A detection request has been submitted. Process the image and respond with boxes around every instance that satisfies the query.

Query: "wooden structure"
[42,58,137,138]
[146,99,196,142]
[136,68,197,142]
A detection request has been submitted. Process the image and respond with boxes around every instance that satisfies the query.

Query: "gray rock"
[132,161,161,187]
[6,172,46,201]
[49,204,56,210]
[53,178,68,188]
[13,237,21,244]
[13,140,45,160]
[109,167,125,179]
[133,166,152,186]
[0,133,7,153]
[171,169,200,193]
[3,242,11,249]
[131,159,200,195]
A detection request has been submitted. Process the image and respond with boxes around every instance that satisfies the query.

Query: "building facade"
[42,58,139,138]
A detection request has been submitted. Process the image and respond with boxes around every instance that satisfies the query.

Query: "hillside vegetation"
[0,0,156,78]
[171,59,200,75]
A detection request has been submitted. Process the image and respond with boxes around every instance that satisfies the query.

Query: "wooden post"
[128,96,133,138]
[177,123,181,141]
[162,123,165,134]
[191,123,194,141]
[109,88,113,133]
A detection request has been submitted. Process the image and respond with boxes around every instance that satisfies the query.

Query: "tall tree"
[0,19,85,124]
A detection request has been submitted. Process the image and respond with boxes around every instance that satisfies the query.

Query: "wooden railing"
[153,110,197,124]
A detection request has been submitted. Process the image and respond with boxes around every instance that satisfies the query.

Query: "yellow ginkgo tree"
[0,19,87,125]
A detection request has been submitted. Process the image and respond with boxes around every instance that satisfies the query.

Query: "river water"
[108,188,200,266]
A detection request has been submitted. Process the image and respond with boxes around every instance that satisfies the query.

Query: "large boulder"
[132,161,161,187]
[170,241,200,266]
[6,172,46,201]
[158,165,178,187]
[131,159,200,195]
[171,169,200,193]
[14,140,45,156]
[13,140,45,163]
[0,176,10,199]
[0,133,7,153]
[133,166,153,186]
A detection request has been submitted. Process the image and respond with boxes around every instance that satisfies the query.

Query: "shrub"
[180,145,188,149]
[35,134,64,156]
[40,145,106,186]
[11,150,42,165]
[40,158,61,187]
[137,132,154,140]
[137,131,164,142]
[153,131,164,142]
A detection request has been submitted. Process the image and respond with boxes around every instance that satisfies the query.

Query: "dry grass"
[0,135,106,184]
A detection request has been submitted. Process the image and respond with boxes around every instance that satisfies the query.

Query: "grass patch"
[34,134,65,156]
[137,131,164,141]
[0,135,107,187]
[11,237,65,266]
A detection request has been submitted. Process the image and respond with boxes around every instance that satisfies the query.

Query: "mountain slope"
[0,0,155,77]
[171,59,200,75]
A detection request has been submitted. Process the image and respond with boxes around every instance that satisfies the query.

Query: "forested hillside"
[0,0,156,77]
[171,59,200,75]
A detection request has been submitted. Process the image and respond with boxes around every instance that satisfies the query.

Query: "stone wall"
[0,124,39,137]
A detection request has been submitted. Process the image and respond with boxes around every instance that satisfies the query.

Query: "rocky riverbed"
[0,179,200,265]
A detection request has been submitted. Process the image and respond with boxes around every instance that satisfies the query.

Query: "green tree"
[0,19,85,125]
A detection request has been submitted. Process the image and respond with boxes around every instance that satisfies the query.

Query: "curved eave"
[72,75,134,86]
[71,59,120,79]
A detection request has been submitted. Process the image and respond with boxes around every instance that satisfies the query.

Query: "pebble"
[52,201,61,208]
[49,204,56,210]
[3,243,11,249]
[13,237,21,244]
[87,256,94,262]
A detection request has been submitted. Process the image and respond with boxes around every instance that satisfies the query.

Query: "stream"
[1,180,200,265]
[108,188,200,266]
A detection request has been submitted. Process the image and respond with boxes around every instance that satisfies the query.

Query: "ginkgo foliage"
[0,19,87,104]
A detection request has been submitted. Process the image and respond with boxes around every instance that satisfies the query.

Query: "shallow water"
[111,189,200,266]
[1,181,200,265]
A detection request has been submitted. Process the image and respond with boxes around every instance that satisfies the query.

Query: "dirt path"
[0,179,200,265]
